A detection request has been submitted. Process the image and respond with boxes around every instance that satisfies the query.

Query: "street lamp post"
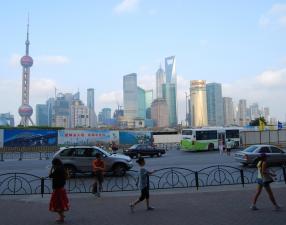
[185,92,190,127]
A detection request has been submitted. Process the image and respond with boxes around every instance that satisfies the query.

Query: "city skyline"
[1,1,286,124]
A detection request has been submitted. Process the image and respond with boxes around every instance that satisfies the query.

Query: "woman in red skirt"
[49,158,69,223]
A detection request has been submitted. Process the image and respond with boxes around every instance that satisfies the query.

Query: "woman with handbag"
[250,153,281,211]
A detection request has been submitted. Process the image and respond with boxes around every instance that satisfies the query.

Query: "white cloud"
[222,68,286,120]
[36,55,70,65]
[259,3,286,28]
[270,4,286,14]
[98,91,123,106]
[114,0,140,14]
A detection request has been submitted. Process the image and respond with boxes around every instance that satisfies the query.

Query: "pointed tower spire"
[25,13,30,56]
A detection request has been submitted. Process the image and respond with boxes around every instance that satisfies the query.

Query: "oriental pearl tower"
[18,18,34,126]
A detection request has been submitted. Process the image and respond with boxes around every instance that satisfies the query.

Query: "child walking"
[130,157,154,212]
[49,158,69,223]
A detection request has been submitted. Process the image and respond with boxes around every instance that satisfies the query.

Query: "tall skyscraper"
[151,98,169,128]
[164,56,177,127]
[101,108,112,123]
[223,97,235,126]
[238,99,247,126]
[156,65,165,98]
[145,90,153,119]
[0,113,14,127]
[262,107,270,122]
[36,104,48,126]
[70,100,89,128]
[190,80,208,127]
[52,93,71,128]
[137,87,146,119]
[206,83,224,126]
[87,88,96,127]
[123,73,138,127]
[18,18,34,126]
[249,103,260,120]
[46,98,55,126]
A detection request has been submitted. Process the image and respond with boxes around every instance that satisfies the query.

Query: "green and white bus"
[180,127,241,151]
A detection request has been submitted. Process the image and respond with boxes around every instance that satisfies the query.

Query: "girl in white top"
[250,153,281,211]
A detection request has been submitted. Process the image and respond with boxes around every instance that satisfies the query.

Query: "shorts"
[139,187,149,201]
[256,178,270,188]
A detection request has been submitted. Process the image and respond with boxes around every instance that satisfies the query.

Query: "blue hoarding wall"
[0,129,3,148]
[119,131,152,145]
[3,129,58,147]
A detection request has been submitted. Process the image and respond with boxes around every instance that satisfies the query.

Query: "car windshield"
[130,145,139,149]
[95,147,111,156]
[243,146,258,153]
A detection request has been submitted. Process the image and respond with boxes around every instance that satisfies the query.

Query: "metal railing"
[0,165,285,197]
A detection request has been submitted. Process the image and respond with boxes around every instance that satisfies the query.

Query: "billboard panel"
[119,131,152,145]
[3,129,58,147]
[58,130,119,146]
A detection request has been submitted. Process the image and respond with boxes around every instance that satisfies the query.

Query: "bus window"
[225,130,239,138]
[182,130,192,135]
[196,130,217,140]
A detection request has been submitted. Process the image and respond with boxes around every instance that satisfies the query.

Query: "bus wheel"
[208,143,214,151]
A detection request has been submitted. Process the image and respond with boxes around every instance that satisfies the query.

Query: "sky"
[1,0,286,124]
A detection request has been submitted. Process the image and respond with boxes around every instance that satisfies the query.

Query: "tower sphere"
[20,55,33,67]
[18,104,33,117]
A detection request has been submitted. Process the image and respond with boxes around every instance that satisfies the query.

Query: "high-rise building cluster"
[187,81,274,127]
[122,56,177,128]
[36,89,97,128]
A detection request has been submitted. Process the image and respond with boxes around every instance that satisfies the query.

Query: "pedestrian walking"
[226,139,232,156]
[92,153,105,197]
[49,158,69,223]
[129,157,155,212]
[250,153,281,211]
[218,139,224,155]
[111,141,119,153]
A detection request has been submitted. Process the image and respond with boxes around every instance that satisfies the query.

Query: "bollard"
[19,151,23,161]
[41,177,45,198]
[195,171,199,190]
[240,169,245,187]
[0,152,4,161]
[39,152,42,160]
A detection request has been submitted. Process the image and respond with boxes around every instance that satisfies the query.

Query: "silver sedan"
[234,144,286,166]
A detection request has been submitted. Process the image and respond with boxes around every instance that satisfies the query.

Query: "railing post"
[41,177,45,198]
[240,169,245,187]
[282,166,286,184]
[19,150,23,161]
[0,152,4,161]
[195,171,199,190]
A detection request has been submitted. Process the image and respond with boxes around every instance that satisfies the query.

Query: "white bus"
[180,127,241,151]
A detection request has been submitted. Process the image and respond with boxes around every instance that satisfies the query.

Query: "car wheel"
[157,152,162,157]
[113,164,127,177]
[64,165,76,178]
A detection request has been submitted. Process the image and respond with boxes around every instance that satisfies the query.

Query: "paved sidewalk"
[1,185,285,225]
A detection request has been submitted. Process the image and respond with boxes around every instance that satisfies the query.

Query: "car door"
[146,145,155,156]
[269,146,285,164]
[73,147,94,172]
[258,146,272,163]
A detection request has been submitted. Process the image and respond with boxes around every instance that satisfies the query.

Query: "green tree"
[249,117,267,126]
